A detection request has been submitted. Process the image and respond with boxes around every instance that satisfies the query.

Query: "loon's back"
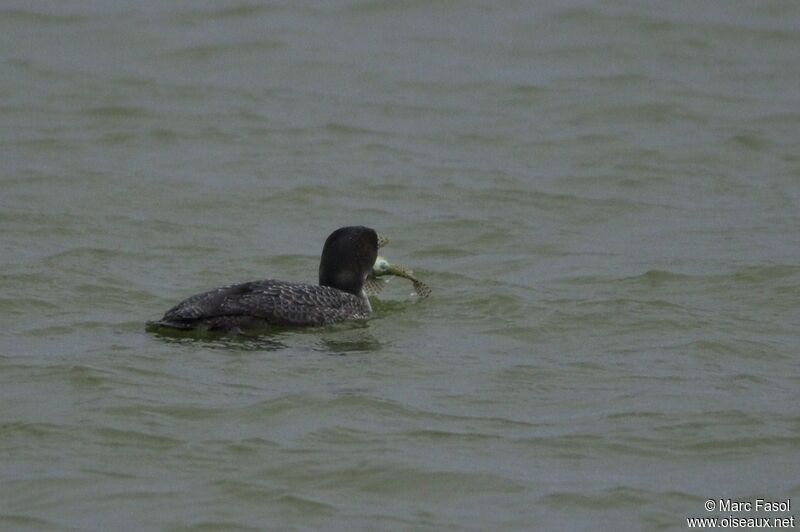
[148,279,370,332]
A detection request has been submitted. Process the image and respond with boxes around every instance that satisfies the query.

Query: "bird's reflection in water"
[148,327,288,352]
[148,320,383,355]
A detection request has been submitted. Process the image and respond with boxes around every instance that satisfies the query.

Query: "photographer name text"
[706,499,791,513]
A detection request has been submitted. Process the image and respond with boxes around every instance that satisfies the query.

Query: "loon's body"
[148,226,378,332]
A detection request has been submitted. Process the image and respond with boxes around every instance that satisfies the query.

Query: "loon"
[147,226,379,332]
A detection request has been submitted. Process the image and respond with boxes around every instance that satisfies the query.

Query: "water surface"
[2,1,800,530]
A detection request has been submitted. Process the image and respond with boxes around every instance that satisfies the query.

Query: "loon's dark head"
[318,226,379,295]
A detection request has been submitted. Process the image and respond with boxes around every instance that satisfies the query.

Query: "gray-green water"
[2,1,800,530]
